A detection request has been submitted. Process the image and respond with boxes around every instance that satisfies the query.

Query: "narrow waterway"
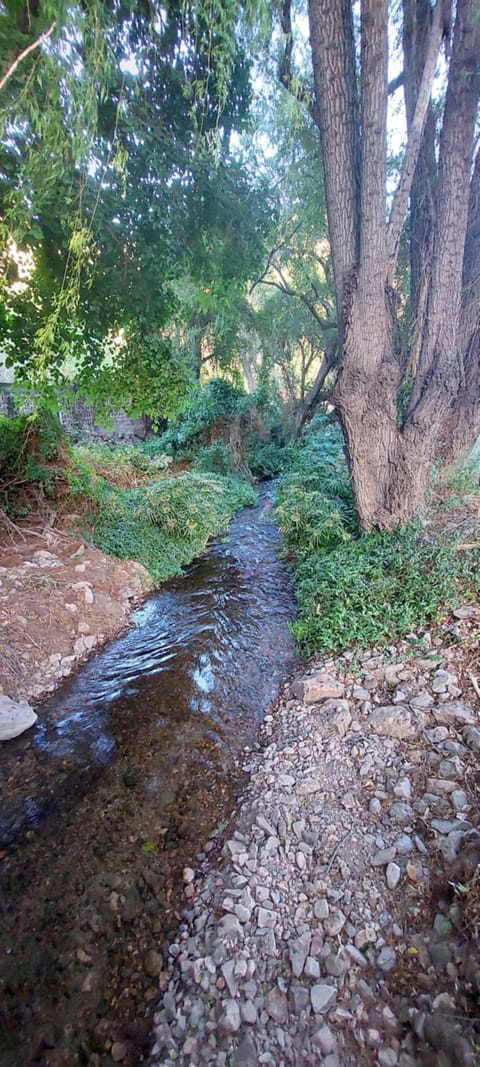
[0,484,298,1066]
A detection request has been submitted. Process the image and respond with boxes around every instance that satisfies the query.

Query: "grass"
[275,418,480,656]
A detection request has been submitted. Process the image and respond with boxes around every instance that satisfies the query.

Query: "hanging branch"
[0,22,56,93]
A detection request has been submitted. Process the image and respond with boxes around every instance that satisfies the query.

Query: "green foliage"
[275,415,357,557]
[291,525,479,655]
[155,379,247,457]
[245,440,290,478]
[89,472,256,582]
[276,416,479,655]
[193,442,236,476]
[0,410,64,512]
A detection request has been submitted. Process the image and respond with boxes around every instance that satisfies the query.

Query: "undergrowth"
[87,472,256,582]
[276,415,480,655]
[0,415,256,581]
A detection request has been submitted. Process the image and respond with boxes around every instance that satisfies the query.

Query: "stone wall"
[0,383,149,443]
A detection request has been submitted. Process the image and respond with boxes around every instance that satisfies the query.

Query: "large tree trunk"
[307,0,480,530]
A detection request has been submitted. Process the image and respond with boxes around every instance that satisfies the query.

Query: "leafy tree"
[0,0,273,417]
[280,0,480,529]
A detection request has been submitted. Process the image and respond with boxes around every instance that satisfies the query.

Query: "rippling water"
[0,482,298,1066]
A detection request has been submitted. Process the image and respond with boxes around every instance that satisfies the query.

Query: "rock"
[217,914,244,941]
[310,984,336,1014]
[304,955,321,979]
[377,1050,398,1067]
[394,834,413,854]
[377,946,396,972]
[451,789,468,811]
[453,605,479,619]
[234,1036,257,1066]
[183,867,195,884]
[390,802,414,823]
[463,725,480,752]
[314,898,329,920]
[369,706,415,739]
[393,778,411,799]
[433,702,475,727]
[372,847,397,867]
[143,949,163,978]
[265,987,288,1024]
[257,907,277,929]
[0,693,37,740]
[111,1042,127,1063]
[219,999,241,1034]
[292,672,345,703]
[410,691,434,709]
[386,862,401,889]
[240,1000,257,1025]
[332,706,352,737]
[432,669,453,693]
[289,934,311,978]
[312,1026,336,1054]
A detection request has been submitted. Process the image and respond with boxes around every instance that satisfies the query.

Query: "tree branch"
[0,22,55,93]
[278,0,315,117]
[388,71,405,94]
[386,0,443,276]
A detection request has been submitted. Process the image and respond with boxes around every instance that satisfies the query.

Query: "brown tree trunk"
[307,0,480,530]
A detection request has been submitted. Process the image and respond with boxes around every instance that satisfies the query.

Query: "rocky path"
[149,606,480,1067]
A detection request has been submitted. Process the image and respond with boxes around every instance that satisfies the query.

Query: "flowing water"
[0,484,298,1066]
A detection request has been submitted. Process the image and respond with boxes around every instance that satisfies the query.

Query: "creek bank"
[150,604,480,1066]
[0,530,152,704]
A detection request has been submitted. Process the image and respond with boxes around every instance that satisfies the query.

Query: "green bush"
[276,414,479,655]
[88,472,256,582]
[291,524,479,655]
[275,416,357,558]
[0,411,64,513]
[246,441,290,478]
[193,442,236,476]
[153,378,247,458]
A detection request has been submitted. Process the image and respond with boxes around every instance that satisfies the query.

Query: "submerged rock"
[0,693,37,741]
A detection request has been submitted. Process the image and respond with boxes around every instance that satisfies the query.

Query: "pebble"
[386,862,401,890]
[310,984,337,1014]
[148,631,480,1067]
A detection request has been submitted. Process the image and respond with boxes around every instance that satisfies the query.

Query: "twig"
[456,542,480,550]
[0,23,56,93]
[325,828,352,875]
[0,508,26,541]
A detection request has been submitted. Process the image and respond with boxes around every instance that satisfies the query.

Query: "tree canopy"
[1,0,479,528]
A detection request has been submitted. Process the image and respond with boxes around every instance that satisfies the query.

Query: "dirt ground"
[0,526,153,705]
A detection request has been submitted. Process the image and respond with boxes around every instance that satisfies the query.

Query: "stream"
[0,483,298,1066]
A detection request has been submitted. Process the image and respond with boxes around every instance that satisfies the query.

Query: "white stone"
[310,984,337,1014]
[0,694,37,741]
[386,862,401,890]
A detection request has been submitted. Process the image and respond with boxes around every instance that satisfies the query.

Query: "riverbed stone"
[310,984,336,1015]
[292,672,345,703]
[369,707,415,739]
[219,1000,241,1034]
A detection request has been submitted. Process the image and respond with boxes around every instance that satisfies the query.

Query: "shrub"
[246,441,290,478]
[275,416,357,558]
[291,524,479,655]
[88,472,256,582]
[193,443,236,476]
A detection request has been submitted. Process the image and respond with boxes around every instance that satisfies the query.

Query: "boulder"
[0,693,37,741]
